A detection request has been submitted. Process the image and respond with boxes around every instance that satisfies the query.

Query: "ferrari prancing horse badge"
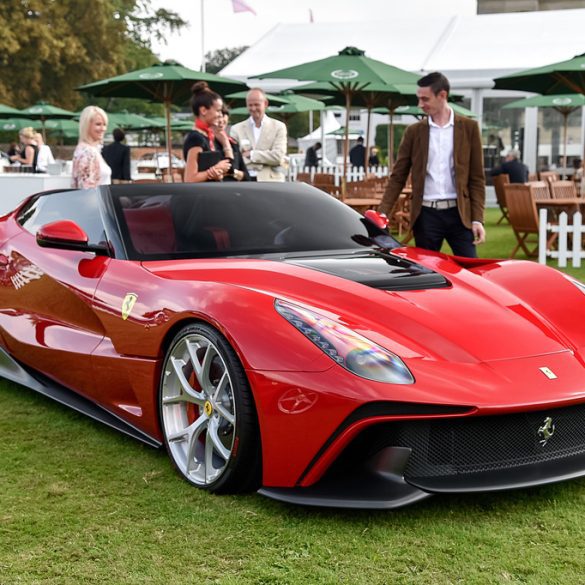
[122,293,138,320]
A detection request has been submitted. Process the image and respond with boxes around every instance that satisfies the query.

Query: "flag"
[232,0,256,15]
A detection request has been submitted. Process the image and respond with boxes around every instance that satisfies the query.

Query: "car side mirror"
[364,209,389,230]
[36,220,109,255]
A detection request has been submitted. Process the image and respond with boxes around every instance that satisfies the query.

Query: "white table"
[0,173,73,214]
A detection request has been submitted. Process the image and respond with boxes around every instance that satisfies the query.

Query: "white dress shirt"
[36,144,55,173]
[424,107,456,201]
[246,115,266,177]
[249,115,264,147]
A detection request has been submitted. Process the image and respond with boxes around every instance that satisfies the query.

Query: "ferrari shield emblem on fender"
[538,417,555,447]
[122,293,138,320]
[539,367,557,380]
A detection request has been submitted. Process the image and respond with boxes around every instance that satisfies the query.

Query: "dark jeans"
[413,206,477,258]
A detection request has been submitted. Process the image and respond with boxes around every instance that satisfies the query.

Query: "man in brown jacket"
[378,72,486,258]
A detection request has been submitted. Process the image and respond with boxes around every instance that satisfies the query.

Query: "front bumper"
[260,400,585,509]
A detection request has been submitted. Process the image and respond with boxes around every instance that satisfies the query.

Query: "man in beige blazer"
[379,72,486,258]
[230,88,287,182]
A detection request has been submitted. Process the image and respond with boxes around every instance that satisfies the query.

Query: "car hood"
[144,252,575,364]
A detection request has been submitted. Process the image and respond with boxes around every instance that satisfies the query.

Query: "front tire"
[160,323,261,493]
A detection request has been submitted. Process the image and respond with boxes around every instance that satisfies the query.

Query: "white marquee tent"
[221,8,585,171]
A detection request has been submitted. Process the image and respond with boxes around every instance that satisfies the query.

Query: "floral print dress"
[71,142,112,189]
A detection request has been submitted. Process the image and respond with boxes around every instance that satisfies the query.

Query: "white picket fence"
[538,209,585,268]
[288,165,389,185]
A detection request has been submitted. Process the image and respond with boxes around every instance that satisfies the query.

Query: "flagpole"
[201,0,206,72]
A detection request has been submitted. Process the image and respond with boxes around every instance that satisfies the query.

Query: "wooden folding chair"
[505,184,556,258]
[295,172,312,184]
[539,171,560,185]
[525,180,551,200]
[492,173,510,224]
[341,180,383,214]
[393,192,413,244]
[550,180,578,199]
[312,173,337,196]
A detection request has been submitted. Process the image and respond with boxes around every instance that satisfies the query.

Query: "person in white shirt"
[379,72,485,258]
[34,132,55,173]
[230,88,287,182]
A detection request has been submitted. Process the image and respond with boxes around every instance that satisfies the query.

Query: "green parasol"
[20,101,76,139]
[77,60,247,180]
[392,102,477,118]
[256,47,420,184]
[0,104,30,118]
[493,53,585,95]
[503,93,585,168]
[297,81,418,167]
[224,91,289,108]
[42,119,80,144]
[230,98,326,117]
[0,118,37,132]
[144,117,192,131]
[44,118,80,137]
[105,111,160,131]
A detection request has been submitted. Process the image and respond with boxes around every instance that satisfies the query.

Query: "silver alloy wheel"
[161,332,236,486]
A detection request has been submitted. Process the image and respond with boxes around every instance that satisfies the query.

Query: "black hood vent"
[285,253,450,291]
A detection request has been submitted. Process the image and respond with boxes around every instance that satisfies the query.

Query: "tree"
[204,46,248,75]
[0,0,186,109]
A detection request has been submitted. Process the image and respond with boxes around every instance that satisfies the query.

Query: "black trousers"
[413,206,477,258]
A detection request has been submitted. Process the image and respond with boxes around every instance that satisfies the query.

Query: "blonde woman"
[71,106,111,189]
[10,127,38,171]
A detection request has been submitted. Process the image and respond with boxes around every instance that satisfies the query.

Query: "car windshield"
[112,183,399,260]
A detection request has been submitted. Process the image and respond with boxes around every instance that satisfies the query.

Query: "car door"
[0,189,109,396]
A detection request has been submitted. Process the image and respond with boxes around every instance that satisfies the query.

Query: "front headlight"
[275,299,414,384]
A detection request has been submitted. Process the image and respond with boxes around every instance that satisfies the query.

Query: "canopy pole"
[389,108,395,169]
[320,110,325,172]
[581,105,585,192]
[364,107,372,177]
[563,112,569,171]
[165,97,174,183]
[342,90,351,197]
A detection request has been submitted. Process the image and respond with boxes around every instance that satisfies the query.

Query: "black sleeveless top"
[183,129,216,162]
[24,144,39,172]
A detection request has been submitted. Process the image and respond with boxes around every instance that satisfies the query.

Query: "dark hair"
[190,81,221,116]
[113,128,125,142]
[357,136,364,143]
[417,72,450,96]
[221,105,230,117]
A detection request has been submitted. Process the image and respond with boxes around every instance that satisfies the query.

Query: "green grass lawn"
[2,209,585,584]
[441,208,585,281]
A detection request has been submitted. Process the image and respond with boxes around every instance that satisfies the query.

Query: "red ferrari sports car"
[1,182,585,509]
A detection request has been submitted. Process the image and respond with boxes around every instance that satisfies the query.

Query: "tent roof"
[221,8,585,90]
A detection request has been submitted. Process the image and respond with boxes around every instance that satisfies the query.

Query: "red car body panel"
[2,184,585,508]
